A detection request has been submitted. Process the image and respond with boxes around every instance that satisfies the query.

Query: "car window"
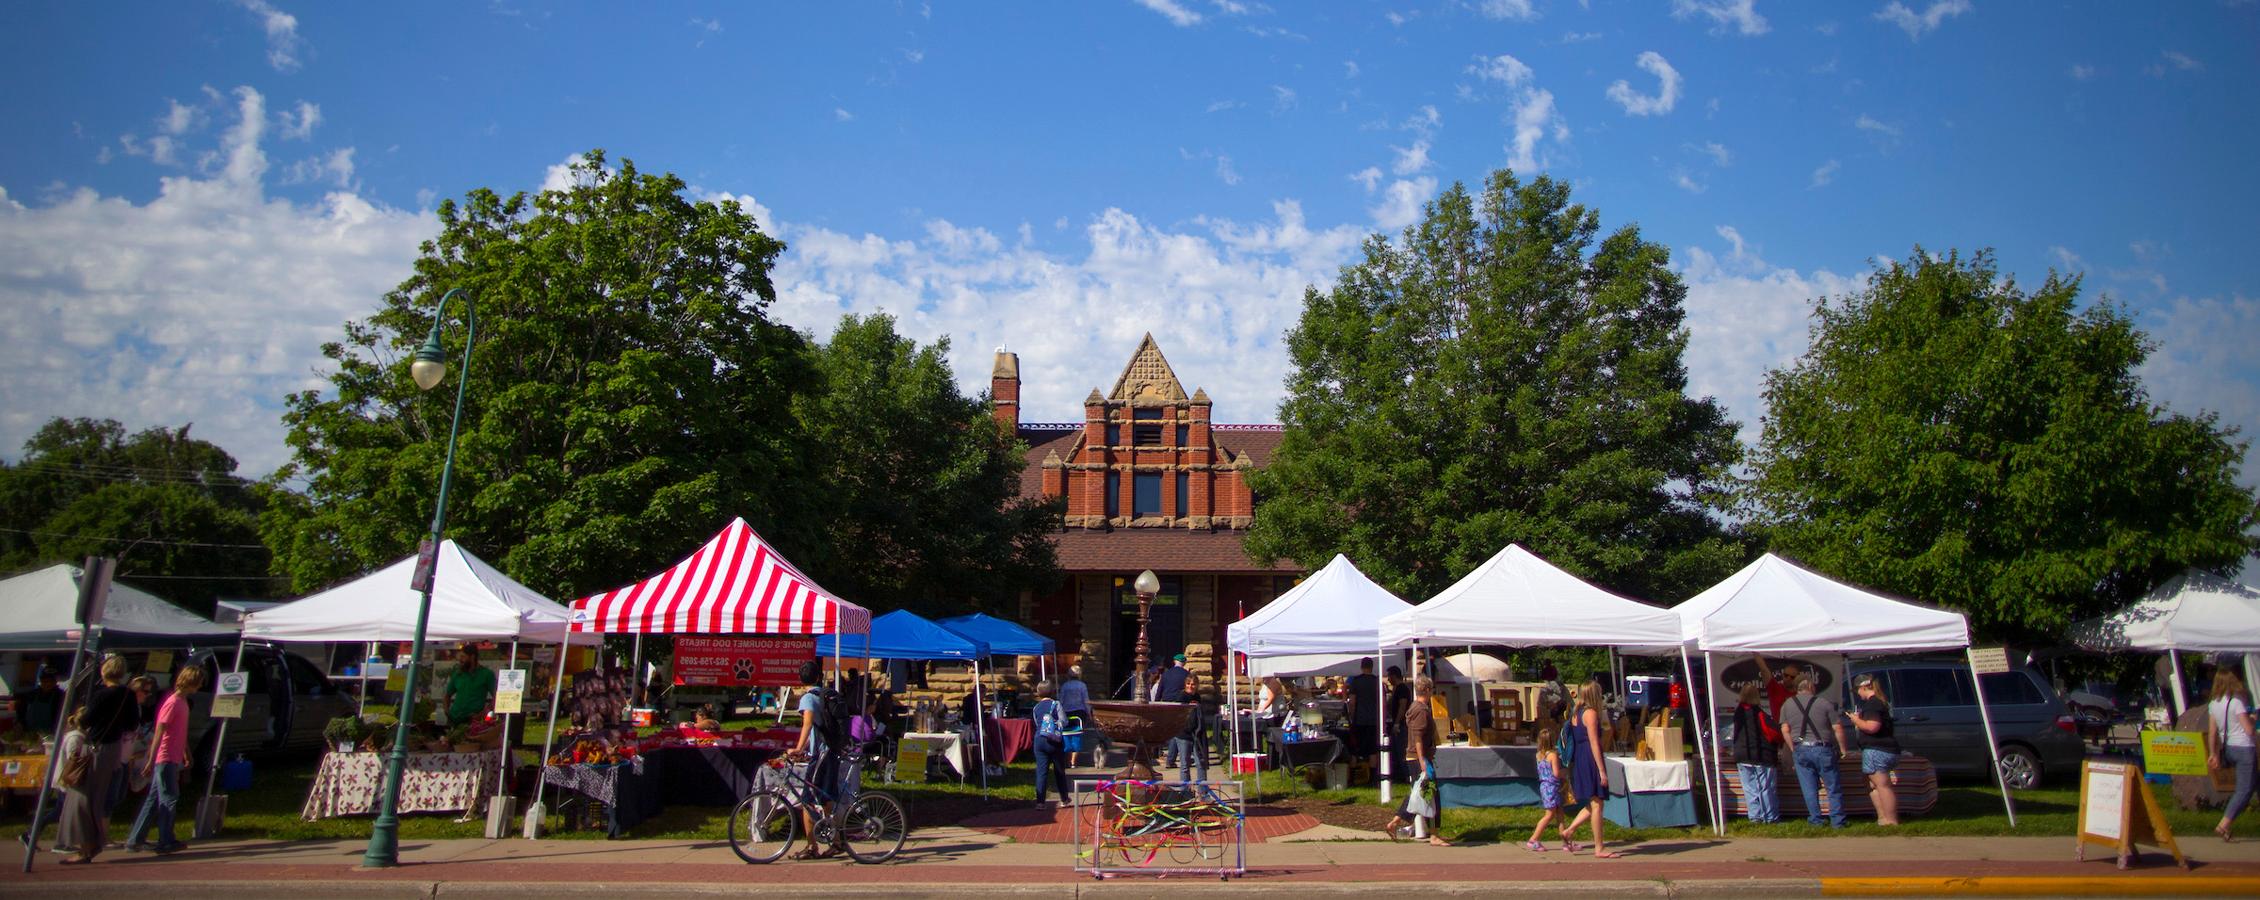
[284,654,330,695]
[1891,667,1973,707]
[1980,671,2047,706]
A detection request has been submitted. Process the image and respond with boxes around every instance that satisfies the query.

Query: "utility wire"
[0,526,269,550]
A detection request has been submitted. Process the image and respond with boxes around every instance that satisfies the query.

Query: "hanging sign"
[1969,647,2011,675]
[672,636,816,687]
[494,668,527,715]
[145,650,174,674]
[893,738,931,783]
[2076,759,2185,870]
[211,670,249,719]
[2140,730,2207,776]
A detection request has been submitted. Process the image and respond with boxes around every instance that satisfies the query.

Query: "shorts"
[1861,748,1899,775]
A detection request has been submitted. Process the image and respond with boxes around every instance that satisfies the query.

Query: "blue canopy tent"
[823,609,994,792]
[936,613,1057,685]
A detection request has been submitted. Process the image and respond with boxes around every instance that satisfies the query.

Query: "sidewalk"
[8,830,2260,897]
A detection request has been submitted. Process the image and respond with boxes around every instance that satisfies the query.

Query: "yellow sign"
[2142,730,2207,776]
[210,694,245,719]
[894,739,930,782]
[145,650,174,673]
[385,667,408,692]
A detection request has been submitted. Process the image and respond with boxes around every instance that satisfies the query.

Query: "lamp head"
[410,331,447,391]
[1134,569,1160,596]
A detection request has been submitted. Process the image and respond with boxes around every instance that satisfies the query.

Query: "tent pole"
[531,626,577,836]
[1378,638,1392,805]
[358,641,375,718]
[629,634,644,708]
[1225,635,1236,765]
[498,641,518,791]
[1703,651,1728,835]
[972,658,988,797]
[193,637,250,836]
[1679,646,1720,836]
[1968,648,2017,827]
[2167,649,2188,719]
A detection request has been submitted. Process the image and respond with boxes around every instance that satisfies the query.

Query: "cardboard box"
[1645,725,1685,762]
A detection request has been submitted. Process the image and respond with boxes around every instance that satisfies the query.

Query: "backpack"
[808,686,851,748]
[1756,706,1783,745]
[1036,699,1062,739]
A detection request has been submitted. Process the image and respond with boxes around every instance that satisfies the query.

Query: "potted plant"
[446,723,475,753]
[323,716,367,753]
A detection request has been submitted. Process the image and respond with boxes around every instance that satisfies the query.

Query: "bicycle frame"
[1072,777,1245,880]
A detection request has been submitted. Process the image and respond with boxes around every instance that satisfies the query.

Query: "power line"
[116,572,290,581]
[6,460,264,489]
[0,527,269,550]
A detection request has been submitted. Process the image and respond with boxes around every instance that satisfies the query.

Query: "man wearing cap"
[11,667,65,734]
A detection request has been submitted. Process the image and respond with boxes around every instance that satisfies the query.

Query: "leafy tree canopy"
[1745,249,2258,642]
[1247,171,1746,604]
[0,417,272,613]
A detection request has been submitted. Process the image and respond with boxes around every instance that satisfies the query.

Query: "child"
[692,703,723,734]
[1524,725,1572,852]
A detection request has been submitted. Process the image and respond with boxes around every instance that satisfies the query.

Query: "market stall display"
[1225,554,1414,784]
[301,749,501,820]
[1431,744,1542,808]
[540,730,792,836]
[2071,570,2260,718]
[1602,756,1700,828]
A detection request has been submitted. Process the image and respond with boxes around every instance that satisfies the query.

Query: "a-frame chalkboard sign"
[2076,759,2186,870]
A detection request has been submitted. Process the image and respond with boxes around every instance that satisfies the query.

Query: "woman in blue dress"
[1557,680,1619,857]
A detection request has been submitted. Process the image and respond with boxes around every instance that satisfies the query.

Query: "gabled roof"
[1108,332,1190,402]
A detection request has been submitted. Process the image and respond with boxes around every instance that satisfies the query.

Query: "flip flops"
[1593,849,1623,859]
[1523,840,1548,852]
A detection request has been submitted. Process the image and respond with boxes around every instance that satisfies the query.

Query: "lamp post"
[363,287,478,868]
[1131,569,1159,703]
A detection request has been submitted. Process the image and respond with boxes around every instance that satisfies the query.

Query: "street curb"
[6,878,1832,898]
[1818,876,2260,896]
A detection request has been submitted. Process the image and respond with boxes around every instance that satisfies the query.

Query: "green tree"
[1247,171,1746,604]
[0,417,272,613]
[265,150,822,601]
[792,313,1059,615]
[1745,249,2258,642]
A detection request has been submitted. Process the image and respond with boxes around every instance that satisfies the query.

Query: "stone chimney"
[991,348,1020,432]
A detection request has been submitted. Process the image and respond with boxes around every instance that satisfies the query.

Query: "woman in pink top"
[127,664,202,854]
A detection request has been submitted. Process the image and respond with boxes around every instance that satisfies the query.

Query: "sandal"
[2218,822,2235,843]
[1426,836,1451,847]
[1563,840,1585,853]
[1523,840,1548,852]
[1593,849,1623,859]
[791,846,823,860]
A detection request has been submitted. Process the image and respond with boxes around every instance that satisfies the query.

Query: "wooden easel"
[2076,759,2187,870]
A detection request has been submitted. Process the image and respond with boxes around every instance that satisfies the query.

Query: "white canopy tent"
[242,540,588,645]
[1674,552,2014,830]
[1224,554,1415,785]
[2071,570,2260,717]
[0,563,236,648]
[1378,543,1715,822]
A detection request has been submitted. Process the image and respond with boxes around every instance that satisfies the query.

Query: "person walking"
[1557,681,1618,857]
[1731,682,1782,824]
[1845,673,1899,826]
[1780,674,1849,828]
[126,664,201,854]
[2206,668,2256,841]
[1380,677,1450,846]
[1058,665,1095,767]
[48,707,103,864]
[56,655,138,854]
[1030,682,1072,807]
[1522,724,1572,852]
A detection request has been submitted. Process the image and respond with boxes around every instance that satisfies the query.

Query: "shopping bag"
[1403,773,1435,818]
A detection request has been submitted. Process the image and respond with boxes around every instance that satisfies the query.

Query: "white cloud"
[0,87,429,476]
[1560,31,1603,43]
[1855,114,1900,136]
[1605,51,1683,117]
[1677,228,1867,443]
[1390,140,1433,176]
[835,107,855,122]
[2148,50,2203,76]
[1210,0,1252,13]
[1473,0,1539,21]
[1370,176,1437,231]
[1873,0,1969,40]
[1671,0,1769,36]
[1468,54,1535,89]
[162,99,200,136]
[2068,64,2095,81]
[1691,141,1732,166]
[1344,61,1360,79]
[903,48,925,63]
[279,101,320,140]
[1506,88,1566,172]
[1132,0,1204,27]
[1214,154,1242,186]
[234,0,306,72]
[1272,85,1298,111]
[1673,169,1706,194]
[1403,104,1442,136]
[1349,166,1383,192]
[2138,293,2260,492]
[282,146,355,189]
[2046,245,2084,273]
[689,16,722,35]
[1810,158,1841,188]
[1205,99,1243,113]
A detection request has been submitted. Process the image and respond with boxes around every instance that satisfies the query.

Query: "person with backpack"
[788,660,847,860]
[1779,674,1849,828]
[1731,682,1783,824]
[1031,681,1071,808]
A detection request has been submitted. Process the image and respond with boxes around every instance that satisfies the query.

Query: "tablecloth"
[1604,756,1691,792]
[902,732,966,779]
[1600,756,1697,828]
[302,750,499,820]
[1269,733,1341,771]
[1434,744,1543,809]
[542,746,783,837]
[982,717,1034,765]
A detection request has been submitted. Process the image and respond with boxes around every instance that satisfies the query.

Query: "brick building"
[993,335,1302,699]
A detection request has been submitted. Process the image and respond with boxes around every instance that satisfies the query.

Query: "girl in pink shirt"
[128,665,203,854]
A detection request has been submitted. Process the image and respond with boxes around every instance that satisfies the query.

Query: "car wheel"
[1996,745,2042,790]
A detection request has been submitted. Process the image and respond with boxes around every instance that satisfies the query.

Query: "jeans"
[1792,744,1845,827]
[1168,736,1208,784]
[128,762,183,850]
[1861,748,1899,775]
[2227,745,2256,823]
[1738,763,1779,823]
[1034,743,1070,803]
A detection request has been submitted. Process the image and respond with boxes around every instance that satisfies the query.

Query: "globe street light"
[364,287,478,868]
[1132,569,1159,704]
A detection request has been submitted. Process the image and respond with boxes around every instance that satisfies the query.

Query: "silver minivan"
[1848,659,2084,789]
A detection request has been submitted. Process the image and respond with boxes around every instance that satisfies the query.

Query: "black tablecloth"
[1432,745,1540,780]
[1270,733,1341,770]
[545,745,781,837]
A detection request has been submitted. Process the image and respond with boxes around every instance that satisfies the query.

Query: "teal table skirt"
[1437,777,1543,808]
[1602,788,1698,828]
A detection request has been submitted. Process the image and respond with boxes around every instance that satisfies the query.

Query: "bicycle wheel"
[728,790,797,864]
[839,791,908,864]
[1167,822,1209,865]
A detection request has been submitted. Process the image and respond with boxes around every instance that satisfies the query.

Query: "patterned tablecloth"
[542,746,782,837]
[301,750,500,820]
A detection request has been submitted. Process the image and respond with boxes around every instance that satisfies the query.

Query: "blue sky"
[1,1,2255,493]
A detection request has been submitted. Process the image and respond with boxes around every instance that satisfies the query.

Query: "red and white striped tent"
[569,517,871,636]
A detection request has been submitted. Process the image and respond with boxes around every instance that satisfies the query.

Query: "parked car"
[1848,658,2083,790]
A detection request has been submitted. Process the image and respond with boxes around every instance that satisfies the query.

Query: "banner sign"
[1969,647,2010,675]
[2141,730,2207,776]
[212,669,249,719]
[673,636,816,687]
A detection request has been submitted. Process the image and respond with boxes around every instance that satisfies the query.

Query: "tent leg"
[1680,646,1720,836]
[531,629,577,836]
[629,634,644,707]
[499,641,518,790]
[2167,649,2188,719]
[1225,637,1236,766]
[357,641,375,718]
[972,660,988,798]
[1378,640,1392,805]
[1969,648,2017,827]
[193,638,250,837]
[1703,651,1728,835]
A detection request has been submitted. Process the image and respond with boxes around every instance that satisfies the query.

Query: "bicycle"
[728,745,908,864]
[1087,779,1238,867]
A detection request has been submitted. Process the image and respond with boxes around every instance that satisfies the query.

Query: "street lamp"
[364,287,478,868]
[1131,569,1159,704]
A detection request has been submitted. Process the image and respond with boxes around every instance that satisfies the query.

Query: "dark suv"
[1848,659,2083,789]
